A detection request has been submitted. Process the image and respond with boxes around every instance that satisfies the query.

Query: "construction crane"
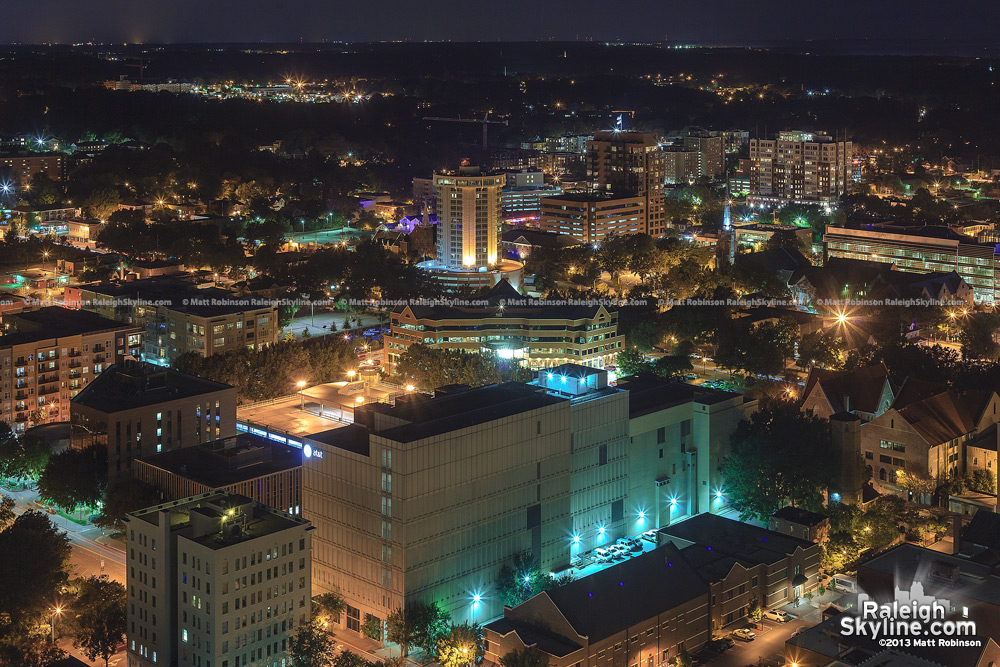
[423,112,508,149]
[125,58,148,81]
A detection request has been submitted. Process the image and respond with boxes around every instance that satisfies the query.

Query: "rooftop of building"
[72,360,233,413]
[660,512,815,566]
[893,385,980,445]
[615,374,743,417]
[859,543,1000,606]
[0,306,136,346]
[591,130,658,144]
[370,382,566,444]
[128,491,309,549]
[772,505,828,526]
[78,277,276,316]
[136,434,300,488]
[489,542,706,645]
[393,279,616,320]
[540,192,644,204]
[501,228,580,248]
[962,509,1000,551]
[802,363,893,416]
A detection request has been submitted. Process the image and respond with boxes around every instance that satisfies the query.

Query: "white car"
[764,609,791,622]
[593,548,611,563]
[641,529,657,542]
[616,538,633,548]
[732,628,756,642]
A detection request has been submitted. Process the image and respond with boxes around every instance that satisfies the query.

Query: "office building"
[749,130,852,207]
[682,132,725,179]
[659,513,822,631]
[501,173,563,222]
[538,193,645,245]
[384,280,622,369]
[587,131,667,235]
[71,360,237,482]
[411,176,436,216]
[823,224,1000,303]
[734,223,812,251]
[66,278,278,365]
[134,435,302,515]
[0,307,142,432]
[663,149,699,184]
[416,166,523,291]
[0,151,66,183]
[485,543,710,667]
[125,491,313,667]
[301,364,755,628]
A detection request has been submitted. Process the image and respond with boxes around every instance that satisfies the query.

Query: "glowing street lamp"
[296,380,306,409]
[405,384,414,392]
[347,370,356,380]
[51,606,62,642]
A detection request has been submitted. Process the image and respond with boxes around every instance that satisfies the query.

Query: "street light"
[296,380,306,409]
[405,384,414,392]
[51,606,62,642]
[347,370,356,381]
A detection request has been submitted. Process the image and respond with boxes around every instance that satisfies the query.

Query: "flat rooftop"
[0,306,136,345]
[660,513,815,566]
[79,278,275,316]
[72,361,232,413]
[137,435,301,488]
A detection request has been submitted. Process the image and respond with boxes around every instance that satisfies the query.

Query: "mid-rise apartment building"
[434,166,505,270]
[664,149,700,184]
[301,364,756,627]
[749,130,851,207]
[71,360,237,482]
[0,307,142,431]
[682,132,725,179]
[0,151,66,182]
[587,131,666,235]
[384,280,622,369]
[125,491,313,667]
[824,224,1000,303]
[66,278,278,364]
[538,193,645,245]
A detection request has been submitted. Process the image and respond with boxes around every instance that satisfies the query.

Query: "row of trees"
[391,344,535,391]
[175,336,357,403]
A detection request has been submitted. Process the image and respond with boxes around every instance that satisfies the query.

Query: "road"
[701,618,809,667]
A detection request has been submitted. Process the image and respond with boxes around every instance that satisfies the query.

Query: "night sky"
[3,0,1000,45]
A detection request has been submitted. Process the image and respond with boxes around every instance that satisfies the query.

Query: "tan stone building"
[71,360,237,482]
[538,193,646,245]
[0,307,143,432]
[65,277,278,365]
[384,280,623,369]
[125,491,313,667]
[749,130,852,207]
[301,365,756,633]
[587,131,666,235]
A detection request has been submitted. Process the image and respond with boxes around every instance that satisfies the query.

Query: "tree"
[958,312,1000,361]
[315,590,347,624]
[616,347,648,377]
[93,479,162,533]
[0,495,13,532]
[0,511,71,639]
[748,598,762,623]
[500,647,550,667]
[436,623,484,667]
[969,468,997,494]
[27,173,61,207]
[674,646,693,667]
[797,329,847,370]
[84,187,121,221]
[73,575,126,667]
[37,444,108,511]
[362,614,383,641]
[0,423,50,481]
[413,602,451,655]
[387,604,426,658]
[719,401,835,522]
[289,618,339,667]
[496,551,546,607]
[0,633,66,667]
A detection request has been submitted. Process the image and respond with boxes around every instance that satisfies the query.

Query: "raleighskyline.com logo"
[840,582,978,647]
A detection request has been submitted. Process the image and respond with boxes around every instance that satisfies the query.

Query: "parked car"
[593,548,611,563]
[641,529,658,542]
[616,538,633,548]
[628,540,643,552]
[764,609,791,622]
[682,373,698,381]
[709,638,734,652]
[732,628,756,642]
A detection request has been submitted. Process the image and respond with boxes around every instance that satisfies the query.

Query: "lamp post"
[51,606,62,642]
[296,380,306,409]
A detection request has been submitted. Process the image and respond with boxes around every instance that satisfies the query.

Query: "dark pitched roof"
[501,228,580,249]
[660,513,814,566]
[483,618,583,657]
[895,389,977,445]
[772,506,827,527]
[802,364,892,415]
[541,543,706,642]
[734,247,812,275]
[962,510,1000,550]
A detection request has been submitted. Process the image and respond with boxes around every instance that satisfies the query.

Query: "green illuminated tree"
[436,623,483,667]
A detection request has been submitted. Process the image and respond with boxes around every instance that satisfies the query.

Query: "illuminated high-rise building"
[587,131,667,235]
[749,130,852,207]
[434,165,504,270]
